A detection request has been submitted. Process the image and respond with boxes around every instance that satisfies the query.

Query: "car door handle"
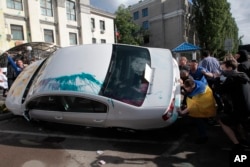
[55,116,63,120]
[94,119,104,123]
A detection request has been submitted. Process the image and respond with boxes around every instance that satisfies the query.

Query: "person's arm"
[178,107,189,115]
[201,68,214,78]
[7,55,20,74]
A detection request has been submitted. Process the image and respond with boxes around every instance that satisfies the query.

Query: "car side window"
[27,96,107,113]
[68,97,107,113]
[27,96,65,111]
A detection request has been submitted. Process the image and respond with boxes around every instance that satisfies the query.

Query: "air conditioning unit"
[6,34,13,41]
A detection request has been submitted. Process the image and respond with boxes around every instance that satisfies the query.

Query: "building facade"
[0,0,115,52]
[129,0,196,50]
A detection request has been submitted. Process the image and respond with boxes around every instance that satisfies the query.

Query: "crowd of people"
[177,50,250,150]
[0,48,33,97]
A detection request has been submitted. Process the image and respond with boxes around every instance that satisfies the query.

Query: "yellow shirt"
[186,86,217,118]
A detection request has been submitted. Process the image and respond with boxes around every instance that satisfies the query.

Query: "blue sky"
[90,0,250,44]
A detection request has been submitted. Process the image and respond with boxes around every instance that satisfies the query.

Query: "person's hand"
[178,79,183,85]
[177,109,183,115]
[201,70,206,74]
[213,72,220,78]
[178,108,188,115]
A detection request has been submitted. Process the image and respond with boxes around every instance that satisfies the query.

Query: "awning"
[0,42,60,61]
[172,42,201,52]
[5,42,59,55]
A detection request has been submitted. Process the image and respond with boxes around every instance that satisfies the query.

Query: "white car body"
[6,44,181,130]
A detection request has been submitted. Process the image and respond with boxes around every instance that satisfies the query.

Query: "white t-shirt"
[0,73,8,89]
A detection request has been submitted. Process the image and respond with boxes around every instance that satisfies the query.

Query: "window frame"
[142,21,149,30]
[69,32,77,45]
[40,0,53,17]
[10,24,24,40]
[92,38,96,44]
[142,8,148,17]
[44,29,54,43]
[6,0,23,10]
[133,11,139,20]
[101,39,106,44]
[66,0,76,21]
[91,18,95,29]
[100,20,105,31]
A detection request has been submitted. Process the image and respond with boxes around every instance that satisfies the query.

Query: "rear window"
[100,45,151,106]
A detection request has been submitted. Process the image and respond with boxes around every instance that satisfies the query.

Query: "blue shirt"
[189,67,208,85]
[7,56,22,75]
[200,56,220,74]
[187,80,206,98]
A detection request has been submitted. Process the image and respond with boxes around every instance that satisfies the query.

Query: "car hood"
[6,44,113,113]
[27,44,113,97]
[5,60,43,112]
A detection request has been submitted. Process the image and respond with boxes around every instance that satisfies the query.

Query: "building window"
[133,11,139,20]
[11,24,24,40]
[40,0,53,16]
[92,38,96,44]
[101,39,106,43]
[142,8,148,17]
[69,33,77,45]
[6,0,23,10]
[100,20,105,31]
[66,0,76,21]
[91,18,95,29]
[142,21,149,30]
[44,29,54,43]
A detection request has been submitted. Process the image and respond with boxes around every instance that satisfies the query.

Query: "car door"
[60,96,108,127]
[27,96,64,123]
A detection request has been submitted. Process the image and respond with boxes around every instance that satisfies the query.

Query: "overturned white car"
[6,44,181,130]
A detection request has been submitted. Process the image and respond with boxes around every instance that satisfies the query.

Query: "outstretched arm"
[7,54,21,75]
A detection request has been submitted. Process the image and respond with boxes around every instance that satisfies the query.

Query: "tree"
[192,0,239,57]
[114,5,144,45]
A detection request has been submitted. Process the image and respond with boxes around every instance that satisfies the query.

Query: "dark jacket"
[215,71,250,117]
[237,50,250,78]
[7,62,17,79]
[0,54,8,68]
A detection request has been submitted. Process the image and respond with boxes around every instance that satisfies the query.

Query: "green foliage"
[192,0,239,58]
[114,5,144,45]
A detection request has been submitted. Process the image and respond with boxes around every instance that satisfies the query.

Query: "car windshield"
[100,45,151,106]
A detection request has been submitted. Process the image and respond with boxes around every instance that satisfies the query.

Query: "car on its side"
[6,44,181,130]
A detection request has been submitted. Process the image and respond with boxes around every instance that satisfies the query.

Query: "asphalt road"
[0,115,235,167]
